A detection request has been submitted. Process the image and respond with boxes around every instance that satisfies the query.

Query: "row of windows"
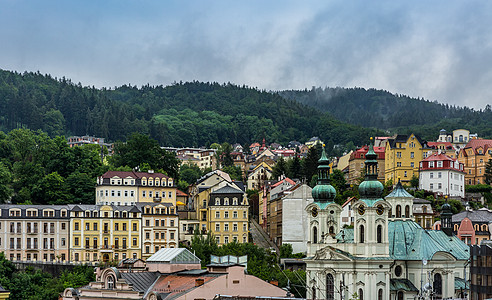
[144,219,175,227]
[214,211,247,219]
[144,231,176,240]
[214,197,240,206]
[215,235,247,244]
[74,222,138,231]
[109,178,173,187]
[73,211,138,218]
[99,190,174,198]
[7,222,66,234]
[9,253,64,262]
[6,237,65,249]
[144,244,176,254]
[74,237,138,247]
[214,222,247,232]
[8,209,67,218]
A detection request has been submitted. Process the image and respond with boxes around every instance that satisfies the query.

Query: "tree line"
[0,69,380,149]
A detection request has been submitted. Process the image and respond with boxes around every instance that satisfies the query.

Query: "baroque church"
[305,143,469,300]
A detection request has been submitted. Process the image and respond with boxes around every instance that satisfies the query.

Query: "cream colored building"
[0,205,70,262]
[96,171,175,205]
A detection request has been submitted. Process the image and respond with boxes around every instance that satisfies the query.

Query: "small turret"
[358,141,384,207]
[441,200,453,236]
[311,146,336,203]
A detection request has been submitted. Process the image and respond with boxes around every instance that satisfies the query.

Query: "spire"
[441,197,453,236]
[358,138,384,206]
[311,145,336,203]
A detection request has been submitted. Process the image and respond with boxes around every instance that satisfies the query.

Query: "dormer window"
[233,198,238,205]
[215,198,220,205]
[155,180,159,186]
[149,179,153,186]
[224,198,229,205]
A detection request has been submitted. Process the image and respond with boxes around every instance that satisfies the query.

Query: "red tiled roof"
[463,139,492,152]
[427,142,453,148]
[250,142,260,148]
[422,153,456,162]
[350,145,385,159]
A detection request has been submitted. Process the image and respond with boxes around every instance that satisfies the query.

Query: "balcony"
[103,230,110,234]
[153,197,162,202]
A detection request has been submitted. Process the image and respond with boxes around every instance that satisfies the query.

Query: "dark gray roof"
[453,209,492,223]
[232,181,245,192]
[211,186,243,195]
[413,198,431,204]
[387,134,426,149]
[121,272,160,293]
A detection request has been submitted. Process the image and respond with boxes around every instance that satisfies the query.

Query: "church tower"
[306,146,342,256]
[353,141,390,257]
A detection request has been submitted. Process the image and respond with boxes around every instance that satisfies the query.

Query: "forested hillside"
[0,69,379,148]
[279,87,492,141]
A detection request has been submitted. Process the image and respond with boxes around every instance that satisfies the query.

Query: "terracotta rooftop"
[102,171,170,179]
[151,273,222,299]
[422,153,456,162]
[463,139,492,153]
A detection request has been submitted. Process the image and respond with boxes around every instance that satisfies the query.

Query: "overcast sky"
[1,0,492,109]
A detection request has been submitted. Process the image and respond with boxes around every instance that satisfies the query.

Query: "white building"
[419,153,465,198]
[305,145,469,300]
[281,184,313,254]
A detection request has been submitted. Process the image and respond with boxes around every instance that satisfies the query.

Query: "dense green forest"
[279,87,492,141]
[0,69,379,148]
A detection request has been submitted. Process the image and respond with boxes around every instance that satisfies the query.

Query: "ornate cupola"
[358,142,384,206]
[311,146,336,203]
[306,146,341,254]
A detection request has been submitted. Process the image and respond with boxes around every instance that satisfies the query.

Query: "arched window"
[329,226,334,235]
[405,205,410,218]
[359,225,365,243]
[326,274,334,300]
[313,226,318,244]
[433,273,442,297]
[358,288,363,300]
[378,289,383,300]
[454,224,459,231]
[106,275,115,289]
[397,291,404,300]
[396,205,402,218]
[474,224,480,231]
[377,225,382,243]
[483,224,488,231]
[422,205,427,213]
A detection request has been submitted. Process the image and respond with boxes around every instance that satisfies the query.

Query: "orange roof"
[176,190,188,197]
[271,177,295,188]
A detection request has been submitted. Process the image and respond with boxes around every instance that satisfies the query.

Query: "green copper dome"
[358,142,383,206]
[311,146,336,203]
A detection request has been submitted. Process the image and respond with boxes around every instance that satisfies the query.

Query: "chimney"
[195,278,205,287]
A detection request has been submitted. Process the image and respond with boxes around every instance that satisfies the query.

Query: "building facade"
[458,139,492,185]
[305,145,469,300]
[0,205,70,262]
[385,134,430,185]
[208,186,249,245]
[419,153,465,197]
[348,145,385,184]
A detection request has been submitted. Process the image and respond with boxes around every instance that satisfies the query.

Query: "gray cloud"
[1,1,491,109]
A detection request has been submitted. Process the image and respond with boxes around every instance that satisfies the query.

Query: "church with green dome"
[305,142,469,300]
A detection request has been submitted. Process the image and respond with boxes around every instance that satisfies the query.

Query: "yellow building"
[208,186,249,245]
[138,203,179,260]
[69,204,141,262]
[0,285,9,300]
[385,134,430,185]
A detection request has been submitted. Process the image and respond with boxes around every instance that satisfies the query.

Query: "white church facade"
[305,144,469,300]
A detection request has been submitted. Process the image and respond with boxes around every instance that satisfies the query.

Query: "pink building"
[61,248,291,300]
